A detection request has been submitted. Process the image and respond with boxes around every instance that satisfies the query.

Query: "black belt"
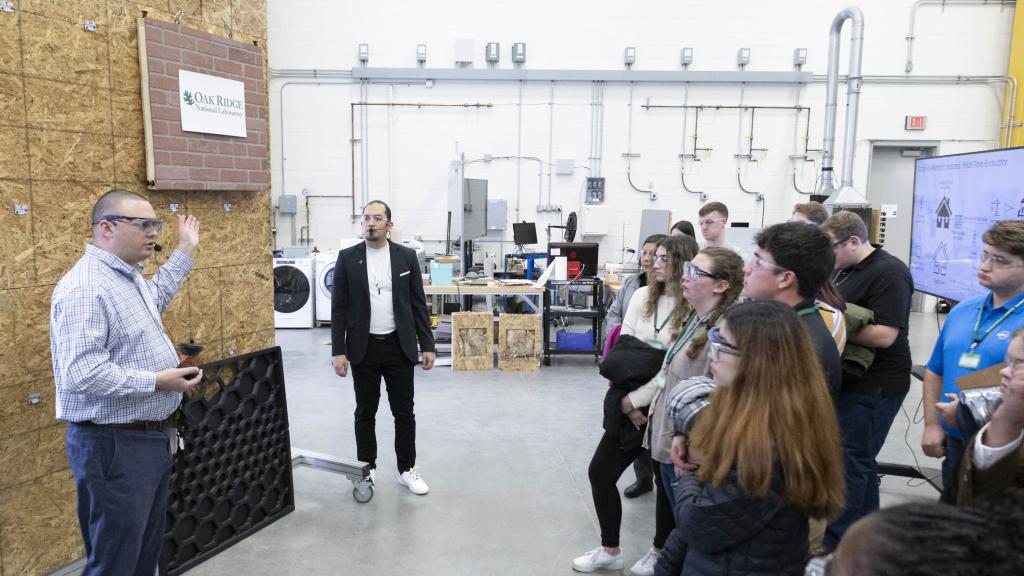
[369,331,398,342]
[76,420,170,432]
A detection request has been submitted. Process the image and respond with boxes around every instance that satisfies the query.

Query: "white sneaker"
[368,469,376,485]
[397,467,429,495]
[572,547,623,572]
[629,547,662,576]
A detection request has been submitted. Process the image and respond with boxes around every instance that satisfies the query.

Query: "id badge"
[653,370,667,390]
[645,338,665,350]
[959,352,981,370]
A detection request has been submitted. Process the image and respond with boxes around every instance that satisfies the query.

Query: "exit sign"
[905,115,927,130]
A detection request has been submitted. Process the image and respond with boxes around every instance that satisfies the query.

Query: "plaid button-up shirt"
[51,244,193,424]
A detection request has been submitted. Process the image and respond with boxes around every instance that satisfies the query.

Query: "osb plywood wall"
[0,1,270,574]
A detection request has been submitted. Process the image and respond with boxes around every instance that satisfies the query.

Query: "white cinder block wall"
[267,0,1015,263]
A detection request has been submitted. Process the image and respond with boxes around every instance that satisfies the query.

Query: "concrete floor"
[184,311,945,576]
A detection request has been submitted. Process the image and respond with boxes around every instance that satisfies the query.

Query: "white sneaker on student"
[629,547,662,576]
[397,467,429,495]
[572,547,623,572]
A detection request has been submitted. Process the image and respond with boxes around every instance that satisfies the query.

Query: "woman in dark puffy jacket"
[657,301,845,576]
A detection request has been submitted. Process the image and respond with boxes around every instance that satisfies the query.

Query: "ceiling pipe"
[819,6,871,211]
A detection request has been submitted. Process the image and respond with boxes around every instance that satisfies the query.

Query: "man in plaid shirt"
[51,189,202,576]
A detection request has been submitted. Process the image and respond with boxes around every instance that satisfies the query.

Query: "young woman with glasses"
[657,300,845,576]
[622,247,744,575]
[573,235,699,574]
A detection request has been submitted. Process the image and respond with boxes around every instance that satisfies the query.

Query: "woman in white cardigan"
[573,235,699,574]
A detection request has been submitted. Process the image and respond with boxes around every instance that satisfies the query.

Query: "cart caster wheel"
[353,481,374,503]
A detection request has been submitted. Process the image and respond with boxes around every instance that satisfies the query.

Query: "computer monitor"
[513,222,538,245]
[548,242,599,278]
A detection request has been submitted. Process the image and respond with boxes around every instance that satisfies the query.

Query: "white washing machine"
[273,257,314,328]
[314,250,338,325]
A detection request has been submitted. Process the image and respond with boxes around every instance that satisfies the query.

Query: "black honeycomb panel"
[162,347,295,576]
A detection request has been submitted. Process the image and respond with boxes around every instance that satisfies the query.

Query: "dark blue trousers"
[824,386,907,549]
[67,423,172,576]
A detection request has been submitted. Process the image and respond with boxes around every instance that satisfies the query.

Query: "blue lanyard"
[969,294,1024,353]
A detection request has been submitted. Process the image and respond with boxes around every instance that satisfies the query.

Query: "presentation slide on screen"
[910,147,1024,303]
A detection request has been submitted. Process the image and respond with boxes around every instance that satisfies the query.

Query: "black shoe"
[623,478,654,498]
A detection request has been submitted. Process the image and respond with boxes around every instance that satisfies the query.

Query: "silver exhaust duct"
[818,7,872,212]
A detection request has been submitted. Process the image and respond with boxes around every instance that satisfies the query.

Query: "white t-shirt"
[973,421,1024,471]
[366,244,396,334]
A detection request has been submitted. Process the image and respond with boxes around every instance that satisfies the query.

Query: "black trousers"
[588,431,643,548]
[653,463,674,549]
[632,448,654,484]
[351,333,417,472]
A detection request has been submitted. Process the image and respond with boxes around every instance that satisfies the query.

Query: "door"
[319,261,335,299]
[865,145,936,264]
[274,264,310,313]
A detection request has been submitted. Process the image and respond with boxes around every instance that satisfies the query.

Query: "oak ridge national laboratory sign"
[178,69,248,138]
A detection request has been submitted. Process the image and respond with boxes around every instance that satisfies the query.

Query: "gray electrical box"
[638,209,672,252]
[278,195,298,215]
[463,179,488,240]
[487,199,507,231]
[555,159,574,175]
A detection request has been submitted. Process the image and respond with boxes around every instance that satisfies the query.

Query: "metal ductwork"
[818,7,872,213]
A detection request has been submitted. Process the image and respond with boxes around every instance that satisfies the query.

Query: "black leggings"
[588,431,673,549]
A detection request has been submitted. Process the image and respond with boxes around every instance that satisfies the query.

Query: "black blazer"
[330,241,435,364]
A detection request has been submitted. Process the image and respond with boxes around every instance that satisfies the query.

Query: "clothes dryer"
[315,251,338,325]
[273,257,314,328]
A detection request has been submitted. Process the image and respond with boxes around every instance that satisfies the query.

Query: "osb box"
[498,314,542,371]
[451,312,493,371]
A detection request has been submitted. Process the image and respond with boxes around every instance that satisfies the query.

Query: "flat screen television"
[513,222,538,245]
[910,146,1024,303]
[548,242,599,278]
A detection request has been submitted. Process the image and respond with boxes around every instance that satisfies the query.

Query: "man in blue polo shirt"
[923,220,1024,494]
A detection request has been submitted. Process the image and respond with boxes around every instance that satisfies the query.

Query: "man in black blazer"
[332,200,436,495]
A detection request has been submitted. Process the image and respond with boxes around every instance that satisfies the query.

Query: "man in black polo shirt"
[821,211,914,550]
[742,222,842,397]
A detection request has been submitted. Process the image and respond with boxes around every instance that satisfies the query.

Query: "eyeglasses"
[699,218,723,227]
[362,214,390,223]
[707,326,740,361]
[654,253,670,263]
[831,237,850,250]
[804,552,833,576]
[93,215,164,234]
[1004,354,1024,369]
[749,254,790,274]
[684,261,718,280]
[980,251,1024,269]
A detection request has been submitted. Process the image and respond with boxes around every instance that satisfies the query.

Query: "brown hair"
[645,235,699,338]
[698,201,729,219]
[92,189,149,225]
[689,300,845,519]
[821,210,868,243]
[686,247,745,359]
[982,221,1024,260]
[792,201,829,225]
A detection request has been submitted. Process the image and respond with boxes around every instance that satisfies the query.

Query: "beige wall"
[0,1,271,573]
